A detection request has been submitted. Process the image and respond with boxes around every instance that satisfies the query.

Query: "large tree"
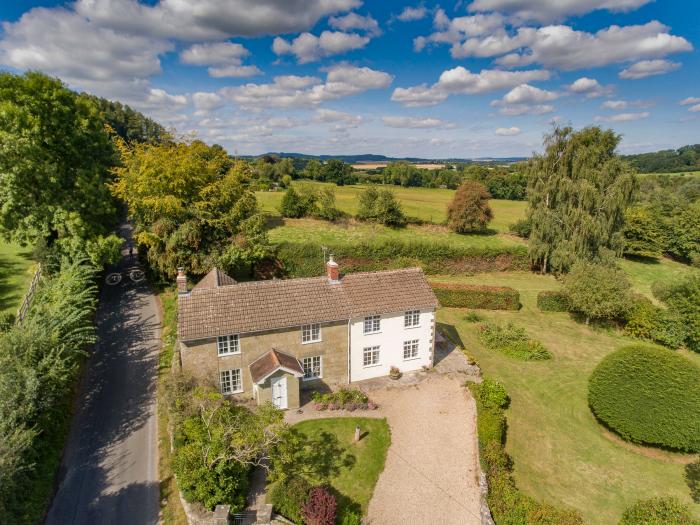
[447,180,493,233]
[111,138,270,277]
[525,126,636,273]
[0,72,121,264]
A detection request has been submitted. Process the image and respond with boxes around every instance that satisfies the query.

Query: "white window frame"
[217,334,240,356]
[220,368,243,394]
[302,355,322,380]
[404,310,420,328]
[363,315,381,334]
[301,323,322,344]
[403,339,420,360]
[363,345,380,367]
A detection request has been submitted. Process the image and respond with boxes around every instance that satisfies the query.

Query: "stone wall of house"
[180,320,349,400]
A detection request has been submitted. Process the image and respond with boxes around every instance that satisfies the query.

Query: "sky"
[1,0,699,158]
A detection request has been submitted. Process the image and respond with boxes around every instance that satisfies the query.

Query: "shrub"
[588,345,700,451]
[447,180,493,233]
[619,496,698,525]
[314,187,342,221]
[356,187,406,227]
[302,486,337,525]
[623,296,687,349]
[431,283,520,310]
[509,218,531,238]
[270,477,312,524]
[280,187,306,218]
[478,321,552,360]
[469,379,510,410]
[338,510,362,525]
[311,388,370,409]
[537,291,570,312]
[563,261,633,324]
[623,206,664,259]
[662,275,700,352]
[464,310,483,322]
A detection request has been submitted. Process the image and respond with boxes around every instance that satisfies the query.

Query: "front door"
[271,375,288,409]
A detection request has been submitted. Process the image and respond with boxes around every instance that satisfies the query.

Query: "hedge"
[431,283,520,310]
[269,240,529,278]
[588,345,700,452]
[468,380,583,524]
[537,291,570,312]
[619,496,698,525]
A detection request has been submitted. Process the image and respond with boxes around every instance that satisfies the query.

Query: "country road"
[45,226,160,525]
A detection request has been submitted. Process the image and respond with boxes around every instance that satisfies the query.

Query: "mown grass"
[290,417,390,519]
[0,240,36,315]
[436,270,700,524]
[157,288,188,525]
[620,257,699,301]
[255,181,527,232]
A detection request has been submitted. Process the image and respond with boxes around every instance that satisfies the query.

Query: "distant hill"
[248,152,527,164]
[622,144,700,173]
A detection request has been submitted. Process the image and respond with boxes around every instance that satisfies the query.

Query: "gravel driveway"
[365,374,481,525]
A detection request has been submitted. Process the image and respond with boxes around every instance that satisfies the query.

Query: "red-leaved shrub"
[301,486,337,525]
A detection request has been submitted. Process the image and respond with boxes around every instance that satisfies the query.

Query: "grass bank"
[0,240,36,315]
[437,271,700,524]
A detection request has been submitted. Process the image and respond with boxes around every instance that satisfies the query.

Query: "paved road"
[46,228,160,525]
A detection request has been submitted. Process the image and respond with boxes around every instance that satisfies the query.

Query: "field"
[350,163,445,170]
[256,181,527,228]
[434,265,700,524]
[0,240,36,315]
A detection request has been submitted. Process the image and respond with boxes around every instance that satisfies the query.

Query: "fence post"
[15,263,42,325]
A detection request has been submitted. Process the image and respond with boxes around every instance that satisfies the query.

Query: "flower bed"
[311,388,378,411]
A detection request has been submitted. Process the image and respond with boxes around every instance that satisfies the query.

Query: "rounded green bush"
[588,345,700,452]
[619,496,698,525]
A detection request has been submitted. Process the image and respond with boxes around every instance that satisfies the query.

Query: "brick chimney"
[326,255,340,283]
[176,267,188,294]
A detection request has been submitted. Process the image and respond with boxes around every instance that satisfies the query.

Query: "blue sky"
[1,0,699,158]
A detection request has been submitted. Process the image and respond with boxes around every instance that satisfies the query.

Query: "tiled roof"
[177,268,438,341]
[249,349,304,384]
[192,268,237,290]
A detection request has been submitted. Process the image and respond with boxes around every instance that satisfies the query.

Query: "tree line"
[623,144,700,173]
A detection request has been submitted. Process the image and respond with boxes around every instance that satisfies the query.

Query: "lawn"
[434,271,700,524]
[620,256,699,301]
[0,240,36,315]
[255,181,527,232]
[288,417,390,519]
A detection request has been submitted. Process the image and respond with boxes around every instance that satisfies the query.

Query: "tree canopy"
[447,180,493,233]
[525,126,636,273]
[0,71,122,265]
[111,138,270,277]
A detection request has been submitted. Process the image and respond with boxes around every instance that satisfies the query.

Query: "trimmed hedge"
[271,240,529,278]
[619,496,698,525]
[431,283,520,310]
[468,380,584,525]
[588,345,700,452]
[537,291,570,312]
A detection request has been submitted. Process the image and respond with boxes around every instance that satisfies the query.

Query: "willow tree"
[525,126,636,273]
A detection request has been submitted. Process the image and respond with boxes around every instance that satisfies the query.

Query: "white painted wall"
[349,308,435,382]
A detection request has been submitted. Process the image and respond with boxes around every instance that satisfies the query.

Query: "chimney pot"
[176,267,188,294]
[326,255,340,283]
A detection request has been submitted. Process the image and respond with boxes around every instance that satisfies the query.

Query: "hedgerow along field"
[434,270,700,524]
[255,181,528,232]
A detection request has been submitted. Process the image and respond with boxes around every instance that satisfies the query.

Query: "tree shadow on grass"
[288,430,356,485]
[623,254,662,265]
[685,458,700,503]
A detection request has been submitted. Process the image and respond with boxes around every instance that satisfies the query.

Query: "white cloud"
[680,97,700,106]
[688,105,700,113]
[397,6,427,22]
[495,127,521,136]
[180,41,261,77]
[272,31,370,63]
[499,104,555,116]
[382,116,454,128]
[74,0,361,41]
[192,92,224,114]
[223,65,392,110]
[568,77,614,98]
[468,0,653,23]
[313,108,362,131]
[595,111,650,122]
[490,84,558,115]
[329,12,380,36]
[619,59,680,79]
[392,67,550,107]
[414,9,505,53]
[493,22,692,70]
[601,100,628,109]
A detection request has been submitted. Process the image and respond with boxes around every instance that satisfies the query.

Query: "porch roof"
[249,349,304,385]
